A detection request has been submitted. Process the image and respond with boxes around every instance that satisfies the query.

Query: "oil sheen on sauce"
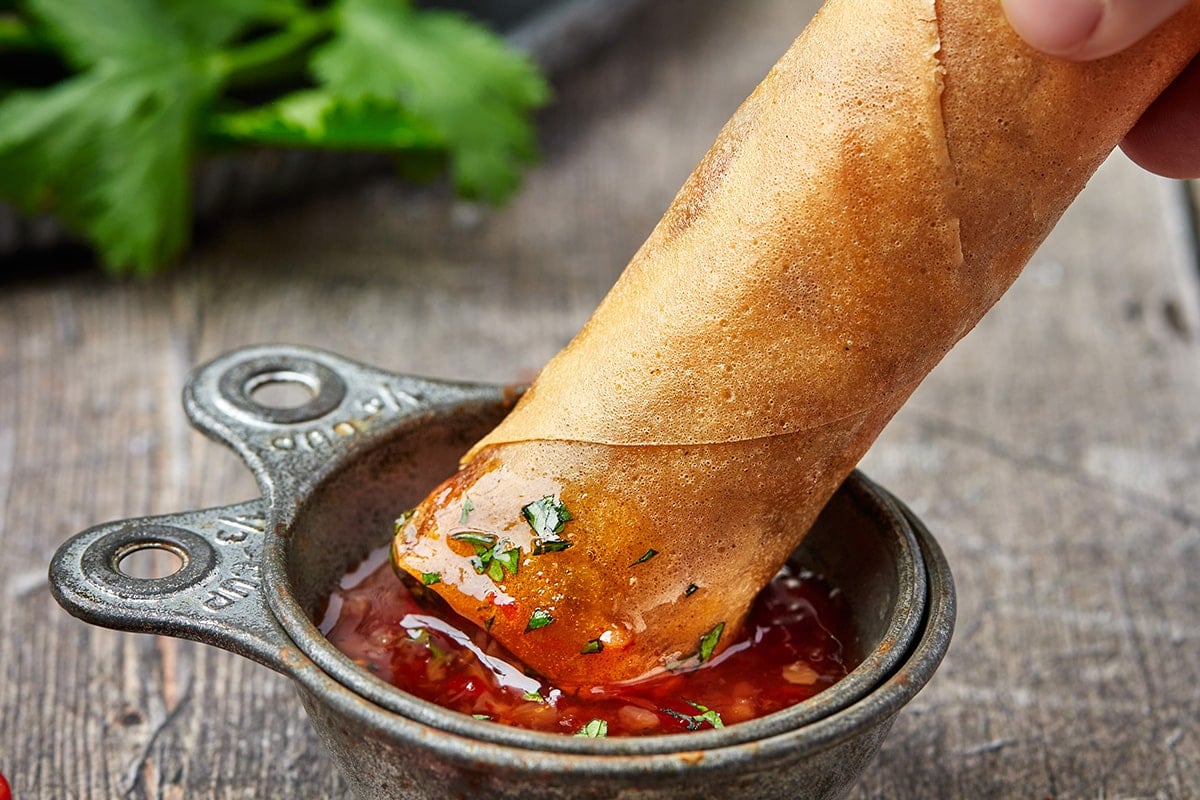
[321,548,856,737]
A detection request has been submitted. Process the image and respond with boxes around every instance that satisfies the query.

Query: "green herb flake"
[688,702,725,729]
[420,572,441,585]
[574,719,608,738]
[685,583,699,596]
[493,546,521,576]
[485,615,495,630]
[522,691,545,703]
[455,532,519,581]
[459,496,475,524]
[632,548,658,565]
[698,622,725,663]
[472,713,493,720]
[522,496,573,536]
[662,702,724,731]
[452,531,497,556]
[485,558,505,582]
[525,608,554,632]
[532,538,574,555]
[580,639,603,655]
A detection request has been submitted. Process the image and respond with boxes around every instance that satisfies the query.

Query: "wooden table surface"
[3,1,1199,797]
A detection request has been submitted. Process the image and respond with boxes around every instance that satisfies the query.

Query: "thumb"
[1001,0,1192,60]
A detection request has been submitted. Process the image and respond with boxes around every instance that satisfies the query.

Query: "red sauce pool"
[321,549,856,737]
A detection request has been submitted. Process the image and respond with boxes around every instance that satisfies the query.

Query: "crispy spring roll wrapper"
[394,0,1200,686]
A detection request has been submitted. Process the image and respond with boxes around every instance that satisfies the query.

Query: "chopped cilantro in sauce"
[323,554,853,737]
[532,538,573,555]
[453,531,520,581]
[632,549,658,565]
[525,608,554,632]
[662,702,724,731]
[459,496,475,524]
[698,622,725,663]
[522,496,573,536]
[452,531,496,554]
[420,572,441,586]
[522,495,574,554]
[575,719,608,738]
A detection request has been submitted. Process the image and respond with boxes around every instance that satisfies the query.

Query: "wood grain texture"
[1,0,1198,797]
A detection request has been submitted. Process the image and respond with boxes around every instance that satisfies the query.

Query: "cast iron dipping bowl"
[49,344,955,800]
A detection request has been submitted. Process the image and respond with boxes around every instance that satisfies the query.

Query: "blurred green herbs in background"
[0,0,551,275]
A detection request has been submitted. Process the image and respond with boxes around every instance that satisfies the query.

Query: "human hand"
[1002,0,1200,178]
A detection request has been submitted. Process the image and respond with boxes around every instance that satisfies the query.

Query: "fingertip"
[1073,0,1193,60]
[1001,0,1103,57]
[1003,0,1192,61]
[1119,57,1200,180]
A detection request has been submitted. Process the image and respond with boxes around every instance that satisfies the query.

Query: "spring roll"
[393,0,1200,686]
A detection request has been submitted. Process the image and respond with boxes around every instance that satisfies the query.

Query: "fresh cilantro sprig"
[0,0,549,274]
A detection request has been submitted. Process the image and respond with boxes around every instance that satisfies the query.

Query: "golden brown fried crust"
[394,0,1200,685]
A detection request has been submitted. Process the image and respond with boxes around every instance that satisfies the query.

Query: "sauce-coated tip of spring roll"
[393,0,1200,685]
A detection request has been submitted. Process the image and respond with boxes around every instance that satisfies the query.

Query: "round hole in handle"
[116,543,186,580]
[217,355,347,425]
[82,526,217,599]
[245,371,320,410]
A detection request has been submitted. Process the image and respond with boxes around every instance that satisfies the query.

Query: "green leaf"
[420,572,441,586]
[574,719,608,738]
[206,89,445,151]
[632,549,658,566]
[532,538,573,555]
[580,639,603,655]
[26,0,289,65]
[452,531,497,557]
[492,546,521,577]
[0,0,278,274]
[313,0,549,201]
[698,622,725,663]
[485,558,505,582]
[523,495,574,554]
[687,702,725,729]
[0,61,209,274]
[459,496,475,525]
[453,531,518,581]
[525,608,554,632]
[662,702,724,731]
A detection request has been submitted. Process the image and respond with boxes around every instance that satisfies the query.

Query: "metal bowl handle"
[180,344,507,530]
[50,345,510,677]
[48,499,302,674]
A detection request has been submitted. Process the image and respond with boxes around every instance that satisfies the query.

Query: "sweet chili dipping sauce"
[322,548,856,737]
